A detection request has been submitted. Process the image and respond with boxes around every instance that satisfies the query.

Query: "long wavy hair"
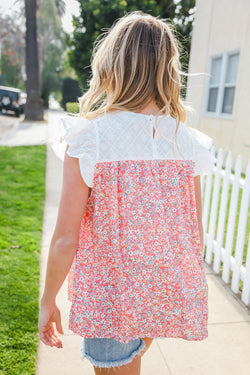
[78,11,194,156]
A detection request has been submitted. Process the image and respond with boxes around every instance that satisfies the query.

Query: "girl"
[38,11,214,375]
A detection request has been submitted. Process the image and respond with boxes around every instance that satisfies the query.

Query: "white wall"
[185,0,250,172]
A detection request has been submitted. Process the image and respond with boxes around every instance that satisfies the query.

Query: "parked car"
[20,92,27,114]
[0,85,22,117]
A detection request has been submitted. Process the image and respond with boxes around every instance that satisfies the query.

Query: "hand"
[38,299,64,348]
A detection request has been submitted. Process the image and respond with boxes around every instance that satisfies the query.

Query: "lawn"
[0,146,46,375]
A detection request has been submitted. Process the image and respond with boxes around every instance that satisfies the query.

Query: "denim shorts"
[80,337,146,369]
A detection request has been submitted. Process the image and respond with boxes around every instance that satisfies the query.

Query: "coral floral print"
[67,159,208,344]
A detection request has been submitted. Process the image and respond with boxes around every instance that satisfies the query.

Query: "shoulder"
[183,124,214,150]
[184,125,215,176]
[60,114,95,135]
[56,114,97,158]
[64,111,119,130]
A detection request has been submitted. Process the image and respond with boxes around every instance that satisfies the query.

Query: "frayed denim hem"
[80,338,146,369]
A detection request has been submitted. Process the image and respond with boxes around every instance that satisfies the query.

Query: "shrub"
[66,102,79,114]
[61,77,82,110]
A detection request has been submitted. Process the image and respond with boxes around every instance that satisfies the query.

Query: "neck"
[136,100,163,116]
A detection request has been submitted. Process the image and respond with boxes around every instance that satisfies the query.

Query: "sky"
[61,0,80,33]
[0,0,80,34]
[0,0,16,16]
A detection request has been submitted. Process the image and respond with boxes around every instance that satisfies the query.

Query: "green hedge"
[66,102,79,114]
[61,77,82,110]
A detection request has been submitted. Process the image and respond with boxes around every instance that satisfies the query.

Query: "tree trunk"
[24,0,44,121]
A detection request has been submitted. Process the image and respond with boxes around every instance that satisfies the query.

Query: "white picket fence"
[201,146,250,308]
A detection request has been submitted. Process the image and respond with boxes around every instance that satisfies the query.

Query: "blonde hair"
[78,11,194,156]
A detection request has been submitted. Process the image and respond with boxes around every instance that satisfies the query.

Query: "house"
[185,0,250,172]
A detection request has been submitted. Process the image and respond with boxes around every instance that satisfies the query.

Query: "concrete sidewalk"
[2,110,249,374]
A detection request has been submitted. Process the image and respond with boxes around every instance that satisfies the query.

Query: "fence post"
[231,160,250,294]
[242,232,250,306]
[222,155,242,284]
[202,146,215,257]
[205,148,223,264]
[213,152,232,274]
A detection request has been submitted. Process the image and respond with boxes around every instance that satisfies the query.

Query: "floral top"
[53,110,215,344]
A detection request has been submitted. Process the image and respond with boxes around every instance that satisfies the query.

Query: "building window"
[205,51,240,117]
[207,57,222,112]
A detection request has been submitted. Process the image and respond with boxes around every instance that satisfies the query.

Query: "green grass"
[0,146,46,375]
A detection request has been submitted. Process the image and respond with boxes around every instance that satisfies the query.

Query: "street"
[0,112,23,141]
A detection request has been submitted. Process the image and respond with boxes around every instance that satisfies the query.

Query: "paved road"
[0,110,59,146]
[0,112,23,141]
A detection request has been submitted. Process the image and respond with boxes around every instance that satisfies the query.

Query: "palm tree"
[24,0,44,120]
[55,0,66,17]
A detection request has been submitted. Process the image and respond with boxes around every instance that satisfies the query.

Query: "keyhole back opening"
[153,127,156,139]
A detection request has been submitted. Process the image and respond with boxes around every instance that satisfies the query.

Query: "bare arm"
[194,175,203,252]
[38,148,90,347]
[42,150,89,302]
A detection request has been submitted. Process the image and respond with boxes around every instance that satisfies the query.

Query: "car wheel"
[1,95,12,107]
[15,110,20,117]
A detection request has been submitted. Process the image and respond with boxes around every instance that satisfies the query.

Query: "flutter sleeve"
[186,126,215,177]
[50,115,97,187]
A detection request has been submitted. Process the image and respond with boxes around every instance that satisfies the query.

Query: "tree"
[0,1,68,110]
[68,0,196,97]
[55,0,66,16]
[24,0,44,120]
[68,0,155,89]
[170,0,196,96]
[61,77,82,110]
[0,50,22,88]
[0,13,25,88]
[37,0,67,107]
